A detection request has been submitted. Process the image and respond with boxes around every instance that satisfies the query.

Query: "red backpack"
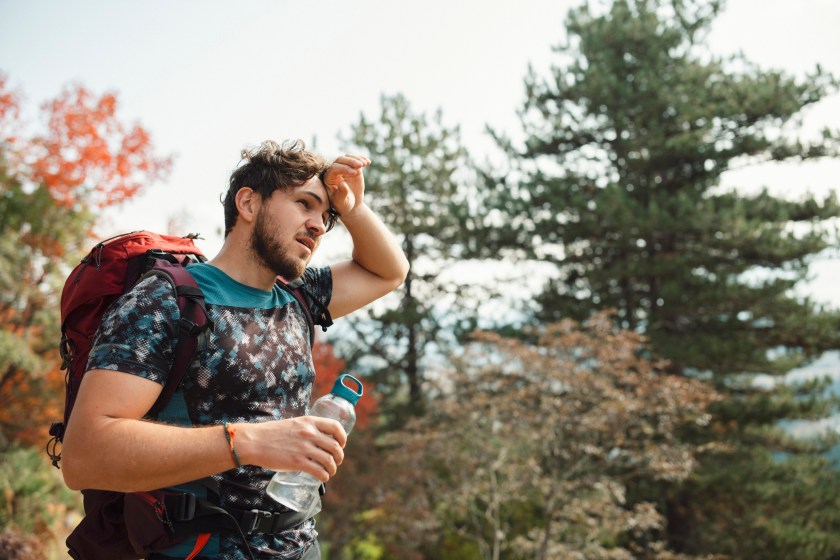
[48,230,211,466]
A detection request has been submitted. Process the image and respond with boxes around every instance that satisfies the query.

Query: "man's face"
[249,176,330,280]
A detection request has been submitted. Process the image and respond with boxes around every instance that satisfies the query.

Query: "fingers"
[292,418,345,481]
[324,155,371,183]
[333,154,371,169]
[311,416,348,448]
[326,164,360,180]
[249,417,346,482]
[298,443,341,481]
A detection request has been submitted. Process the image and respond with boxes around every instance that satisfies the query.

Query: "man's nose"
[306,217,326,237]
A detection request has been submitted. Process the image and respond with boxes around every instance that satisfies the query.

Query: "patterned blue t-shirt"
[86,262,332,559]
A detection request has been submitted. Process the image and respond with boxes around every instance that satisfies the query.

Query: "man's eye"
[297,199,310,209]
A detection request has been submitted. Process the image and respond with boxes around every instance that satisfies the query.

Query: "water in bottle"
[266,374,363,515]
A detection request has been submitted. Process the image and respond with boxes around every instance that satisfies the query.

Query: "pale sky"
[1,0,839,308]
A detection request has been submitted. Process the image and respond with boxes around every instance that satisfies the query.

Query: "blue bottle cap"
[331,374,363,405]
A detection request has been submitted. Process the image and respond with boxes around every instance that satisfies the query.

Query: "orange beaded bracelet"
[223,422,242,468]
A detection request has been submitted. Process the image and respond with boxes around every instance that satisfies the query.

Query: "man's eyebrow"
[299,189,325,206]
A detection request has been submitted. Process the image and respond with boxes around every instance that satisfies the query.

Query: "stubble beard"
[250,207,308,281]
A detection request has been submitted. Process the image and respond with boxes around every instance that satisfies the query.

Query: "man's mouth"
[296,236,316,252]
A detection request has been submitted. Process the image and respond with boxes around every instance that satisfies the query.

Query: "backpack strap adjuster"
[178,317,204,337]
[164,492,197,522]
[234,507,309,535]
[241,509,272,535]
[59,334,73,370]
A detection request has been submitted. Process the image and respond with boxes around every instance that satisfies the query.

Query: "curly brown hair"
[223,140,327,236]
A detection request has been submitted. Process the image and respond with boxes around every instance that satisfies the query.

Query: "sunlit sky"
[2,0,839,308]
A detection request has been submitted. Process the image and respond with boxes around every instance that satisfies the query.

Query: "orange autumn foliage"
[0,76,21,144]
[1,73,172,447]
[0,78,16,117]
[311,340,378,430]
[0,366,65,448]
[29,83,171,208]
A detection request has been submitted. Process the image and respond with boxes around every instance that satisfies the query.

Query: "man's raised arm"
[323,155,409,319]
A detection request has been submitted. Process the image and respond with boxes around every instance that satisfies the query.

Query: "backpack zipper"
[136,492,174,533]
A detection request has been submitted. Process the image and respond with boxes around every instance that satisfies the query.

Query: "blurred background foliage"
[2,0,840,558]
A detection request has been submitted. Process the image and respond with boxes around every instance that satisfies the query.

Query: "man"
[61,140,409,559]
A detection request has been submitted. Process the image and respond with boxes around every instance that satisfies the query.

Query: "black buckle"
[146,249,180,267]
[242,509,272,535]
[165,492,197,522]
[178,317,203,337]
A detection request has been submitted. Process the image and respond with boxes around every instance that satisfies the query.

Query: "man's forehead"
[293,176,329,204]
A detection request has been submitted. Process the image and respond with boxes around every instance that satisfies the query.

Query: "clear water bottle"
[266,374,363,515]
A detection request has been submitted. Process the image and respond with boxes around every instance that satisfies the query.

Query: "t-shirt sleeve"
[301,266,333,328]
[85,274,180,385]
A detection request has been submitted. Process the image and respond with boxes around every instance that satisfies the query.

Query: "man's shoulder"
[107,273,179,321]
[89,272,182,385]
[301,265,332,285]
[300,266,332,303]
[126,272,179,299]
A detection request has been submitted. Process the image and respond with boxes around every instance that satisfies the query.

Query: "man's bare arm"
[329,203,409,318]
[61,369,346,492]
[323,155,409,318]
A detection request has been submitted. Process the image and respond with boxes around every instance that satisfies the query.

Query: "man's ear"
[235,187,260,224]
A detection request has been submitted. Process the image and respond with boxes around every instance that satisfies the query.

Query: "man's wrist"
[229,422,254,467]
[337,203,370,226]
[223,422,242,468]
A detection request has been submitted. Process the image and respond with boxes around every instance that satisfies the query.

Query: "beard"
[250,206,307,280]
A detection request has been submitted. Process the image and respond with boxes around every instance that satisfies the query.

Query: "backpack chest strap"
[162,492,312,537]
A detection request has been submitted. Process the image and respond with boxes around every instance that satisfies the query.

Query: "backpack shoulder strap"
[276,278,332,347]
[142,259,212,418]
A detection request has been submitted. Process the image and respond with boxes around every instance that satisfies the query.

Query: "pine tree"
[485,0,840,377]
[480,1,840,556]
